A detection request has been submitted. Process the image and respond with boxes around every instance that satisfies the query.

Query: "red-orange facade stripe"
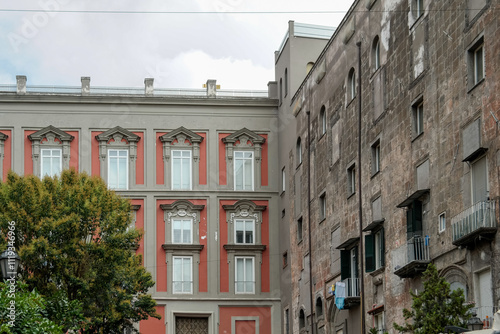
[131,199,145,259]
[24,130,36,175]
[132,132,144,185]
[198,132,207,185]
[140,305,165,333]
[1,130,11,180]
[218,133,229,185]
[67,131,79,171]
[156,132,166,185]
[261,134,268,187]
[91,131,101,177]
[218,306,272,334]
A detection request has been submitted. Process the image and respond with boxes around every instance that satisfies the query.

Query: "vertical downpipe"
[356,40,366,334]
[306,109,315,334]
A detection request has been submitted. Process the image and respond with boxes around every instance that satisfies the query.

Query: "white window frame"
[172,218,193,244]
[473,43,484,85]
[347,164,356,196]
[235,256,255,294]
[438,212,446,233]
[107,149,129,190]
[234,219,255,244]
[374,312,385,333]
[233,151,254,191]
[172,256,193,294]
[40,148,62,177]
[171,149,192,190]
[414,101,424,136]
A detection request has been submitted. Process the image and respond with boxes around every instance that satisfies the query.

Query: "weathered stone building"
[277,0,500,333]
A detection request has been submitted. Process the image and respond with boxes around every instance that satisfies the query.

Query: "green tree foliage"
[0,282,67,334]
[0,170,160,333]
[393,263,473,333]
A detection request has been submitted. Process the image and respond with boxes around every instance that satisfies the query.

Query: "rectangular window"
[283,251,288,268]
[438,212,446,233]
[374,312,385,333]
[172,150,192,190]
[108,149,128,189]
[341,246,359,296]
[473,44,484,84]
[406,200,423,240]
[41,148,62,177]
[173,256,192,294]
[415,0,424,18]
[285,308,290,334]
[172,219,192,244]
[347,164,356,196]
[297,217,303,242]
[235,257,254,293]
[413,101,424,137]
[365,228,385,272]
[371,140,381,175]
[234,151,254,191]
[235,219,254,244]
[319,193,326,221]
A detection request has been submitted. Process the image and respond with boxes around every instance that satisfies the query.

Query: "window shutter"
[340,249,351,280]
[406,206,414,240]
[380,227,385,267]
[414,200,423,236]
[365,234,375,273]
[353,246,359,279]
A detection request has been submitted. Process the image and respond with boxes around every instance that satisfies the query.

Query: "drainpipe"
[306,109,315,334]
[356,41,366,334]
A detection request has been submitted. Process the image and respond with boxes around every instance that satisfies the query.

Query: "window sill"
[369,266,385,277]
[346,96,356,109]
[162,244,204,252]
[370,170,380,179]
[411,131,424,142]
[318,132,326,141]
[319,217,326,224]
[297,239,303,246]
[347,192,356,200]
[296,162,302,170]
[467,78,485,94]
[223,244,266,252]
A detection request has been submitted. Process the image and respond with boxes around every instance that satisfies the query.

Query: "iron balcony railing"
[393,236,430,271]
[342,278,360,297]
[452,200,497,242]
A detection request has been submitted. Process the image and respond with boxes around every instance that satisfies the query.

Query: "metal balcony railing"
[342,277,360,297]
[393,236,430,278]
[452,200,497,242]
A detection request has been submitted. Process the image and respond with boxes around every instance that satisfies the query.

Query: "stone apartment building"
[276,0,500,333]
[0,78,282,333]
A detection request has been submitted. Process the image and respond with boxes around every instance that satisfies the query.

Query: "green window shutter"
[380,227,385,267]
[414,200,423,236]
[407,206,414,240]
[365,234,375,273]
[353,246,359,279]
[340,249,351,280]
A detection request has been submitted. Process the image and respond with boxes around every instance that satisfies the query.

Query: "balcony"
[342,278,360,309]
[393,236,430,278]
[452,200,497,248]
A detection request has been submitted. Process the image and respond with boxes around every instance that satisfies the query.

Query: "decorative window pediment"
[159,127,204,189]
[160,200,205,225]
[222,200,266,225]
[95,126,140,189]
[222,129,266,190]
[222,128,265,160]
[27,125,74,177]
[223,200,266,248]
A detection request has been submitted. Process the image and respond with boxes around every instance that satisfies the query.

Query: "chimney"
[144,78,154,96]
[16,75,27,95]
[81,77,90,96]
[268,81,278,99]
[206,79,217,98]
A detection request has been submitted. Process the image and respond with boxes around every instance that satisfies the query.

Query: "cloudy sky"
[0,0,354,90]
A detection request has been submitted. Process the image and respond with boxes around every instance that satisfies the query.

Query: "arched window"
[316,297,323,318]
[372,36,380,71]
[284,68,288,97]
[296,137,302,166]
[348,68,356,101]
[299,309,306,328]
[279,78,283,105]
[320,105,327,136]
